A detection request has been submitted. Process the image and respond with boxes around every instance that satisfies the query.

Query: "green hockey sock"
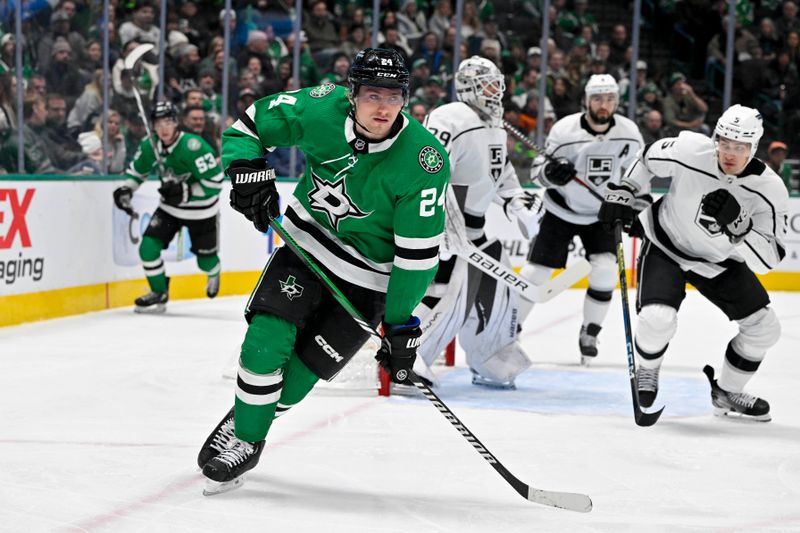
[139,236,167,292]
[197,254,220,276]
[234,313,297,442]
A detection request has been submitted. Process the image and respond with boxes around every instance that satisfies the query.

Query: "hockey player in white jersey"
[599,104,788,421]
[523,74,645,364]
[417,56,543,389]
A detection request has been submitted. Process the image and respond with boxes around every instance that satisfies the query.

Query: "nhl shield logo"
[279,275,305,300]
[418,146,444,174]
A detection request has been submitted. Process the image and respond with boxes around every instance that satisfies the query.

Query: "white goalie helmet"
[455,56,506,120]
[714,104,764,164]
[584,74,619,105]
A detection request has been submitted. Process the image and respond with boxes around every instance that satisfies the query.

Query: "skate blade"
[203,475,246,496]
[471,377,516,390]
[580,355,596,367]
[134,304,166,314]
[713,407,772,423]
[390,383,419,396]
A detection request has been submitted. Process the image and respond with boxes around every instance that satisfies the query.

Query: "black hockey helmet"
[151,101,178,122]
[348,48,409,99]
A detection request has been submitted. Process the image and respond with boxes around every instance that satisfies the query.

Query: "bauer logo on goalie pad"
[315,335,343,362]
[587,156,613,187]
[234,169,276,184]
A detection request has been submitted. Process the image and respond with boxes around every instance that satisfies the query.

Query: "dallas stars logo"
[279,275,304,300]
[308,170,371,230]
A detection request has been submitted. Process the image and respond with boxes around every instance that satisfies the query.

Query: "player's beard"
[589,108,612,125]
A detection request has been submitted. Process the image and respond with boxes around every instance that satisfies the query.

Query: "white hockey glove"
[503,191,543,240]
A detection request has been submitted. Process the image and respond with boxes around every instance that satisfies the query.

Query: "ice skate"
[202,437,265,496]
[703,365,771,422]
[470,368,516,390]
[133,289,168,313]
[197,407,235,469]
[206,274,220,299]
[636,366,660,408]
[579,324,601,365]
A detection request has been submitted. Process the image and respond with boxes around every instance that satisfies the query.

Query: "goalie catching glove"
[701,188,751,241]
[375,316,422,384]
[228,158,279,233]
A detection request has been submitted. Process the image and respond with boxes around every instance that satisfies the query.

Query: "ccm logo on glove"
[234,169,276,184]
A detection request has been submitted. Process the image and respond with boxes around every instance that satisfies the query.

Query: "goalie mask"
[713,104,763,165]
[455,56,506,121]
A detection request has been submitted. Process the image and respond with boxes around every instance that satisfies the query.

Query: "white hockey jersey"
[623,131,788,278]
[532,112,644,225]
[424,102,524,242]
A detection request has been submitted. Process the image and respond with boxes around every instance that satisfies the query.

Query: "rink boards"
[1,176,799,327]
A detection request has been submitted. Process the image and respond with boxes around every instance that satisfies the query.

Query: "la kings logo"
[279,275,304,300]
[489,145,503,180]
[586,156,613,187]
[308,170,371,230]
[696,195,724,237]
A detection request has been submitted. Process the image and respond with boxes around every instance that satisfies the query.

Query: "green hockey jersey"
[124,131,223,220]
[222,83,450,324]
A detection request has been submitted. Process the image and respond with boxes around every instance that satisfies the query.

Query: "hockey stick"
[122,43,165,175]
[269,218,593,513]
[442,187,589,303]
[614,222,664,427]
[502,119,604,202]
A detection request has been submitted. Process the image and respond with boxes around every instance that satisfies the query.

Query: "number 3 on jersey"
[420,187,445,217]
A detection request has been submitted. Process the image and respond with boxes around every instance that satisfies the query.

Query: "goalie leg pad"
[467,340,532,384]
[635,303,677,368]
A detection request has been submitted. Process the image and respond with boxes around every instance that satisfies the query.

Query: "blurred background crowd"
[0,0,797,192]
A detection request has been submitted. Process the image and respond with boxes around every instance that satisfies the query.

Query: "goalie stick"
[614,223,664,427]
[122,43,165,175]
[442,185,589,303]
[269,218,593,513]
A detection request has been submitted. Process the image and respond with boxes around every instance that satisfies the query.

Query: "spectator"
[396,0,427,44]
[304,0,340,56]
[550,76,580,119]
[558,0,598,39]
[21,95,59,173]
[380,26,412,66]
[26,74,47,99]
[413,75,447,109]
[67,68,105,136]
[758,17,782,62]
[459,1,482,39]
[412,32,446,74]
[282,31,320,87]
[37,9,86,73]
[94,109,127,174]
[181,104,218,154]
[480,38,502,66]
[341,25,369,59]
[636,82,665,123]
[662,72,709,134]
[428,0,453,41]
[119,1,161,52]
[766,141,795,192]
[409,102,427,122]
[68,131,107,175]
[78,39,103,80]
[166,43,201,96]
[237,30,276,82]
[122,112,147,167]
[776,1,800,39]
[45,39,84,108]
[786,31,800,67]
[640,109,667,144]
[513,67,540,106]
[42,93,83,170]
[475,16,508,51]
[0,34,14,74]
[619,60,649,105]
[707,17,759,65]
[607,23,629,69]
[0,73,15,131]
[322,52,351,86]
[764,49,799,102]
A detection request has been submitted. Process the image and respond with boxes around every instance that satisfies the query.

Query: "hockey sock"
[139,236,167,293]
[583,288,612,327]
[197,254,221,277]
[276,352,319,407]
[234,313,297,442]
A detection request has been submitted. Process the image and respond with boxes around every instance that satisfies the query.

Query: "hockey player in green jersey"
[113,102,224,313]
[197,48,449,495]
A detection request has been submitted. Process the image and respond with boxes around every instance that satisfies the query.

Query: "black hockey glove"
[375,316,421,384]
[542,158,576,187]
[228,158,279,233]
[113,186,135,216]
[701,189,752,239]
[598,182,636,233]
[158,180,190,206]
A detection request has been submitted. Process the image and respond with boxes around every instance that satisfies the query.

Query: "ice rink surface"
[1,289,799,532]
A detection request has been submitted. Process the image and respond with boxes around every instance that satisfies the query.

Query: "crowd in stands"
[0,0,797,192]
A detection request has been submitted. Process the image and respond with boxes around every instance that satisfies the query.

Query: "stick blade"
[536,258,591,303]
[528,488,593,513]
[123,43,155,70]
[634,405,665,427]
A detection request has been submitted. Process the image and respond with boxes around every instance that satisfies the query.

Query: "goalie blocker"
[245,246,384,380]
